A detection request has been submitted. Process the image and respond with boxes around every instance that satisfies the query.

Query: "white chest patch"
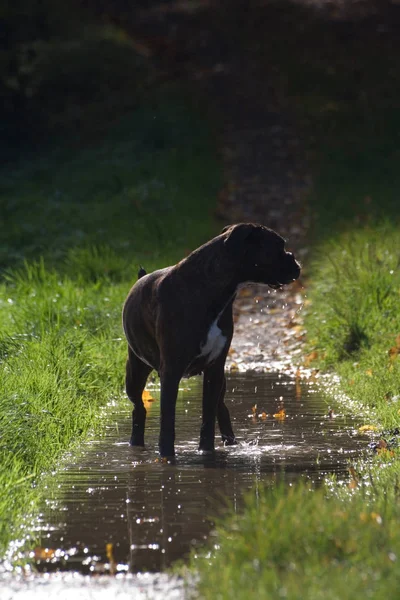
[199,319,227,363]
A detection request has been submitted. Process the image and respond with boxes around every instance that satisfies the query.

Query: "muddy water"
[34,372,365,574]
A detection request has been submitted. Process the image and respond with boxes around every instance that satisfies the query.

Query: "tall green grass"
[0,90,221,556]
[191,481,400,600]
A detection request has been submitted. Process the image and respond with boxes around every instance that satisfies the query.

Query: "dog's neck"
[176,238,242,317]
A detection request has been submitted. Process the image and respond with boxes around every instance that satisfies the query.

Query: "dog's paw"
[198,441,215,454]
[222,435,238,446]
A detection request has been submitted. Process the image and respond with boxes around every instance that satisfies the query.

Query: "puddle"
[31,372,365,574]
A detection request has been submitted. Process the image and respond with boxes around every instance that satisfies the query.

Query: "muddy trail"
[4,372,366,600]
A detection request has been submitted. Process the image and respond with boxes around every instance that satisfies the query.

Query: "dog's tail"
[138,266,147,280]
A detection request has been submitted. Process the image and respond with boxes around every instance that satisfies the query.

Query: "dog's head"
[221,223,301,288]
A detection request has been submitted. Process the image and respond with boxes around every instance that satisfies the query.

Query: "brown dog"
[122,223,301,457]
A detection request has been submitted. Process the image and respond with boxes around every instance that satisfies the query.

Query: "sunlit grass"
[0,90,221,556]
[189,480,400,600]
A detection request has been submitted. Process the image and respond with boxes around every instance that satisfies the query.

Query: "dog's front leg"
[159,370,181,457]
[217,379,237,446]
[200,358,226,452]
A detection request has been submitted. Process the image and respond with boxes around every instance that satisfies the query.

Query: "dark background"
[2,0,400,158]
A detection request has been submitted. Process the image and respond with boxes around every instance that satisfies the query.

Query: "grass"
[187,3,400,598]
[190,481,400,600]
[0,88,221,556]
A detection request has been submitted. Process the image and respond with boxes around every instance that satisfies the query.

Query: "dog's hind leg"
[217,380,237,446]
[126,346,152,447]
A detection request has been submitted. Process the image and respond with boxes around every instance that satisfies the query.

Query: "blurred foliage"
[0,0,151,148]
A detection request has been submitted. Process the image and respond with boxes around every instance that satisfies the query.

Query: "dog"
[122,223,301,457]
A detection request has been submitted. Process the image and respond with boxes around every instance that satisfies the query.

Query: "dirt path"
[200,54,310,372]
[148,4,312,372]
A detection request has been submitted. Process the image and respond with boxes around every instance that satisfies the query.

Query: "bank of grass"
[192,480,400,600]
[0,90,220,556]
[189,3,400,598]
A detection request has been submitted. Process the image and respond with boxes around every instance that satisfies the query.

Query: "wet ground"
[23,372,365,576]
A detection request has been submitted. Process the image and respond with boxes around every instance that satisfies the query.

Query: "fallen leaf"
[358,424,378,432]
[106,543,117,576]
[304,350,318,367]
[389,346,400,361]
[34,547,55,560]
[273,409,286,420]
[365,369,373,376]
[142,390,155,401]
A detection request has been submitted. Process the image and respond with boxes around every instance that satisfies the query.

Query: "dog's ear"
[223,223,257,256]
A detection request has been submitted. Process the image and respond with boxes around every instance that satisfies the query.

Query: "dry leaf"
[106,543,117,576]
[358,424,379,432]
[304,350,318,367]
[273,409,286,420]
[142,390,155,401]
[34,547,55,560]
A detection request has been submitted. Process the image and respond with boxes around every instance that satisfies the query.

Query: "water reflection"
[35,372,366,573]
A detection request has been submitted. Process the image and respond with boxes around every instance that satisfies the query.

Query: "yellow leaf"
[304,350,318,367]
[142,390,155,402]
[365,369,373,376]
[273,409,286,420]
[34,547,55,560]
[106,543,114,561]
[358,424,378,432]
[106,543,116,575]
